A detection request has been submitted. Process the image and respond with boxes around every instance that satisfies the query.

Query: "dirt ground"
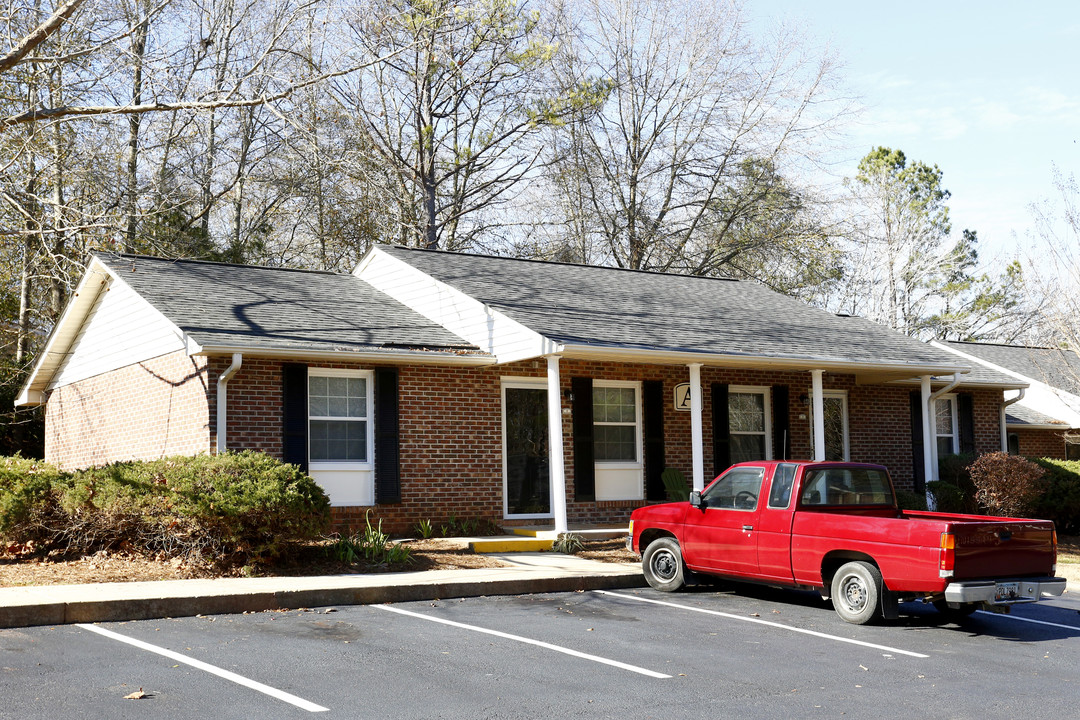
[0,537,638,588]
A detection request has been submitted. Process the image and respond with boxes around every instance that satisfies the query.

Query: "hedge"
[1031,458,1080,535]
[0,452,330,566]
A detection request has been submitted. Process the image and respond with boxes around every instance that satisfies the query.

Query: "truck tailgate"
[949,520,1056,579]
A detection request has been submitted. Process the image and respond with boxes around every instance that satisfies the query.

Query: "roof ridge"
[383,244,742,283]
[94,251,346,278]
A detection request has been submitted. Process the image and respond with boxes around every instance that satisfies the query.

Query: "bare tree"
[539,0,847,276]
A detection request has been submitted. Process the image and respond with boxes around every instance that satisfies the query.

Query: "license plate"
[994,582,1021,603]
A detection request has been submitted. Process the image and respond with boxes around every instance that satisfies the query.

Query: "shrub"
[326,510,412,566]
[0,456,64,539]
[895,489,928,512]
[927,481,966,513]
[552,532,585,554]
[968,452,1046,517]
[1031,458,1080,534]
[936,453,978,513]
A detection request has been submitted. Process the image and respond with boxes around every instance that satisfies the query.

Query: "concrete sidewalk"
[0,553,646,629]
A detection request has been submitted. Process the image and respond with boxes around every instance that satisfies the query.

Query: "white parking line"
[974,611,1080,631]
[76,623,329,713]
[373,604,672,678]
[596,591,930,659]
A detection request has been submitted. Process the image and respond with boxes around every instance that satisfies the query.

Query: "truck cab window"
[769,463,798,509]
[701,466,765,510]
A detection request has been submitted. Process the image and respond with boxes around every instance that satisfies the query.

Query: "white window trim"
[811,389,850,461]
[500,377,554,520]
[592,379,643,468]
[729,385,773,461]
[308,367,374,471]
[935,393,959,455]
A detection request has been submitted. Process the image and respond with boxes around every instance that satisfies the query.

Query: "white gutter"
[1001,388,1026,451]
[216,353,243,454]
[191,345,495,367]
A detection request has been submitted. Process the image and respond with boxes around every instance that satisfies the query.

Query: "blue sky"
[752,1,1080,268]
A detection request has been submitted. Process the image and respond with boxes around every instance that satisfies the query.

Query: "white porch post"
[689,363,705,491]
[811,369,825,461]
[921,375,935,506]
[547,355,568,533]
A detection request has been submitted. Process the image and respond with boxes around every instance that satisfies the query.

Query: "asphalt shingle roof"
[1006,404,1067,427]
[943,341,1080,395]
[382,246,972,370]
[97,253,479,355]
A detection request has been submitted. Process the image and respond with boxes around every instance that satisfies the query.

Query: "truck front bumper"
[944,577,1068,605]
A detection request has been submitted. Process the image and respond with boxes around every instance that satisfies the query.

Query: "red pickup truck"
[628,461,1066,624]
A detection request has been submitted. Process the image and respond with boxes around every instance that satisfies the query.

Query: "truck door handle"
[742,525,753,532]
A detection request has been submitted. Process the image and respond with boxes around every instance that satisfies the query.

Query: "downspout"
[925,372,966,509]
[216,353,243,454]
[1000,389,1025,452]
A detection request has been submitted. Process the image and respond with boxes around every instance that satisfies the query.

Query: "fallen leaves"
[123,688,148,700]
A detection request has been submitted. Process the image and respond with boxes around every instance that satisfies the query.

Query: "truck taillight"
[1052,529,1058,574]
[939,532,955,578]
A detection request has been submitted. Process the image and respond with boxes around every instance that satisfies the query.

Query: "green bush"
[326,510,412,566]
[0,452,330,566]
[895,489,928,512]
[927,481,966,513]
[0,455,64,537]
[1031,458,1080,534]
[936,453,978,513]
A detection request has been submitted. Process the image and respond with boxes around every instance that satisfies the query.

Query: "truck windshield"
[800,468,894,507]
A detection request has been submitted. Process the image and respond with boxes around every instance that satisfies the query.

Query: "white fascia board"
[354,247,560,363]
[560,342,971,377]
[932,341,1080,426]
[16,259,111,406]
[192,345,496,366]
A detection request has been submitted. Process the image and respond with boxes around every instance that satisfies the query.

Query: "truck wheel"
[830,561,883,625]
[933,600,978,621]
[642,537,686,592]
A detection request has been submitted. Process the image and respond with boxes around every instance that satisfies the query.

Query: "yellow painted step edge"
[470,539,554,553]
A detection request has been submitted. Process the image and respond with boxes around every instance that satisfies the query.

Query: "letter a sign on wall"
[673,382,692,412]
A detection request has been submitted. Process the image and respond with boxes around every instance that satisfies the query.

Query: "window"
[729,387,771,464]
[935,395,958,457]
[1007,433,1020,456]
[769,463,798,509]
[1067,440,1080,461]
[308,369,372,463]
[800,467,894,507]
[593,382,641,462]
[701,466,765,510]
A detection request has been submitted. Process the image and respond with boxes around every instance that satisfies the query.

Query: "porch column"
[811,369,825,461]
[921,375,935,506]
[689,363,705,491]
[547,355,569,533]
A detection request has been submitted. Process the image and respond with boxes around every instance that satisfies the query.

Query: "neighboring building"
[934,341,1080,460]
[18,248,1024,532]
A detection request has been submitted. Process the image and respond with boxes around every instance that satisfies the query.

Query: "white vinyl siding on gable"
[51,277,185,389]
[354,248,557,362]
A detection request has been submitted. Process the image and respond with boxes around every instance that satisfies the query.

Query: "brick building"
[934,341,1080,461]
[18,247,1024,533]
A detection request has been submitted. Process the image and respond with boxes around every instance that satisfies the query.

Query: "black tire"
[642,537,686,592]
[830,561,883,625]
[933,600,979,621]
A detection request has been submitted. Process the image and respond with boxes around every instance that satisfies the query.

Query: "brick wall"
[44,352,1009,534]
[1012,428,1068,459]
[45,351,212,469]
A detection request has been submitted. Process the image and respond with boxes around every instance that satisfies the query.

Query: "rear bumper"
[944,577,1068,605]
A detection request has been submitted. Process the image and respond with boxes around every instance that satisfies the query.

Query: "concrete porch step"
[508,526,629,541]
[469,536,554,553]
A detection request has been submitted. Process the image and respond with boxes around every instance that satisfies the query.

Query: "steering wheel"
[734,490,757,509]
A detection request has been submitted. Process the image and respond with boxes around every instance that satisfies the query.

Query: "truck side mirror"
[689,490,702,508]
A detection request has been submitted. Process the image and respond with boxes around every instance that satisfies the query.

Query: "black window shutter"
[772,385,790,461]
[712,383,730,476]
[374,367,401,505]
[282,363,309,473]
[572,377,595,502]
[642,380,666,501]
[957,392,975,455]
[910,390,925,493]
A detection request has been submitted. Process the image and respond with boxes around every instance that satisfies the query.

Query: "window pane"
[730,433,766,464]
[823,397,845,461]
[594,425,636,461]
[729,393,765,433]
[801,468,894,507]
[593,386,636,423]
[701,467,765,510]
[308,395,328,417]
[936,399,954,435]
[937,436,953,458]
[310,420,367,462]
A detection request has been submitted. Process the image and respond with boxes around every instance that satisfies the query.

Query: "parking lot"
[3,583,1080,719]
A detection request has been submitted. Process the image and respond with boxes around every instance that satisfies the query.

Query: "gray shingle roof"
[382,246,973,370]
[942,341,1080,395]
[97,253,480,355]
[1006,404,1067,427]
